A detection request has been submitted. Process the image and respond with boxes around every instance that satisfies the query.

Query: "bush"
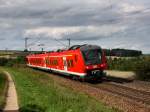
[135,58,150,81]
[107,57,142,71]
[0,56,26,67]
[107,56,150,81]
[0,58,8,66]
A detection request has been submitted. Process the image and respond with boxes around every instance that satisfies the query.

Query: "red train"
[26,44,107,81]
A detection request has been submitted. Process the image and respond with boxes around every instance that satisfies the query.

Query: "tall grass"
[4,67,117,112]
[0,72,7,110]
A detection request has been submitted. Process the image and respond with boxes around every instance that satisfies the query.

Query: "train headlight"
[100,64,105,68]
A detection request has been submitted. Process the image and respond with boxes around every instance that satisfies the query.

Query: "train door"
[63,57,67,71]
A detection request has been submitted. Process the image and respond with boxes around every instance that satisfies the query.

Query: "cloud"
[120,3,144,13]
[0,0,150,53]
[25,25,127,41]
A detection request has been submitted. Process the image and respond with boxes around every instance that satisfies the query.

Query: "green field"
[3,67,119,112]
[0,72,7,109]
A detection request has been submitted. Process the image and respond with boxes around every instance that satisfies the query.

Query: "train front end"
[80,45,107,80]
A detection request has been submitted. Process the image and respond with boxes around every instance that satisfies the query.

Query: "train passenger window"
[50,59,58,66]
[70,60,73,67]
[52,60,54,65]
[46,58,50,65]
[67,60,70,67]
[75,55,78,62]
[67,60,74,67]
[50,60,52,65]
[56,60,58,65]
[54,60,56,65]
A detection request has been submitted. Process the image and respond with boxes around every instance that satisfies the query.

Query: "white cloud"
[120,3,144,13]
[0,0,150,53]
[25,25,127,40]
[0,0,25,7]
[25,27,81,39]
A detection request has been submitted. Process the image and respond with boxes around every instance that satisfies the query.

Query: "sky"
[0,0,150,53]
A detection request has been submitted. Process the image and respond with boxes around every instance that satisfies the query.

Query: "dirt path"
[105,70,136,80]
[3,71,19,112]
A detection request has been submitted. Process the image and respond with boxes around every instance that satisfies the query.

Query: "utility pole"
[67,38,71,48]
[25,37,29,51]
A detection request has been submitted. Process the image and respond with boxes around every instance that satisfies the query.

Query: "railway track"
[88,82,150,105]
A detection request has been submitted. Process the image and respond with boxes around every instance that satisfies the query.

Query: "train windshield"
[82,49,102,65]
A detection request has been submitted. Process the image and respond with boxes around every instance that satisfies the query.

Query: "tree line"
[104,48,142,57]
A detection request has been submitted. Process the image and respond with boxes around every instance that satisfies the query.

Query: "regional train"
[26,44,107,81]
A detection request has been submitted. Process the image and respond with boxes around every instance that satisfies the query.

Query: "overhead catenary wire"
[27,36,68,50]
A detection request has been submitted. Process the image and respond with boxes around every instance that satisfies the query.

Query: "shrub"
[0,58,8,66]
[0,56,26,67]
[107,56,150,81]
[135,58,150,81]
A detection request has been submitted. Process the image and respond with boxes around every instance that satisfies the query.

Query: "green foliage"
[4,67,117,112]
[107,56,150,81]
[107,57,140,71]
[0,72,7,109]
[16,56,26,64]
[0,56,26,67]
[135,58,150,81]
[0,58,8,66]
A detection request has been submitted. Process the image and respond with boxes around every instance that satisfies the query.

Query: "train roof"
[79,44,101,51]
[27,44,102,57]
[68,44,101,50]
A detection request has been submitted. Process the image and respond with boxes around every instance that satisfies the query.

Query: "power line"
[28,38,41,47]
[26,36,67,50]
[52,38,67,48]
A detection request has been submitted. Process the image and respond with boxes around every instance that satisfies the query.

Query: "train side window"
[46,58,50,65]
[67,60,74,67]
[75,55,78,62]
[53,59,58,66]
[70,60,74,67]
[56,60,58,65]
[67,60,70,67]
[50,60,52,65]
[51,60,53,65]
[54,60,56,65]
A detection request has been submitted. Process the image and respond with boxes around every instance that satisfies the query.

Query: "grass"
[3,67,119,112]
[0,71,7,109]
